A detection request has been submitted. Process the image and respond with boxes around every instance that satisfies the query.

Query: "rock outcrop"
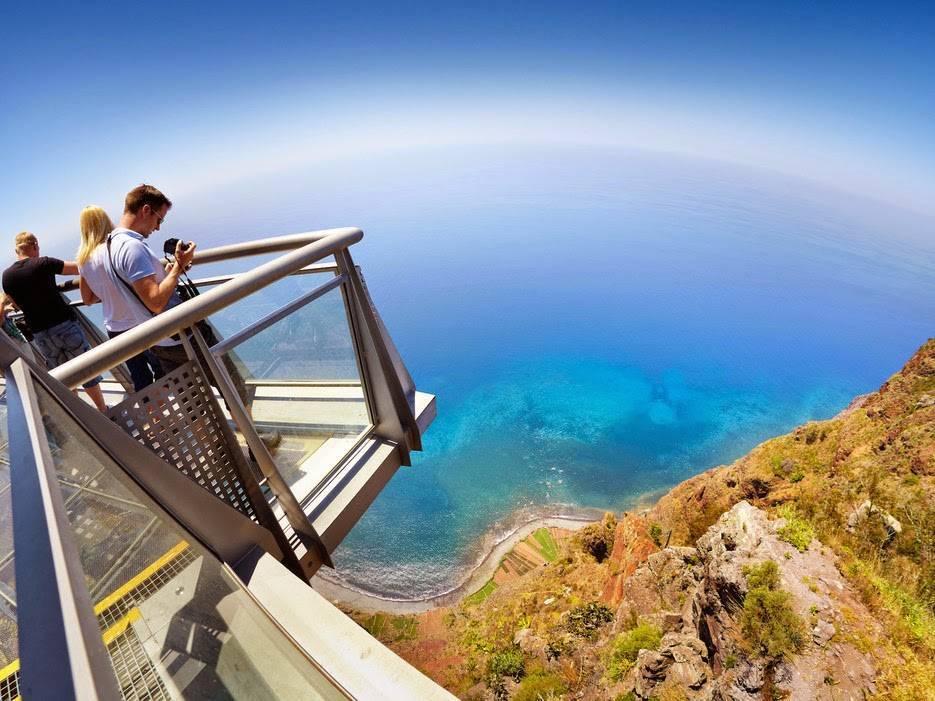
[601,513,659,607]
[613,501,878,700]
[845,499,902,540]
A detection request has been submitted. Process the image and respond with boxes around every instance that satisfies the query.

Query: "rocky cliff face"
[612,501,877,700]
[350,340,935,700]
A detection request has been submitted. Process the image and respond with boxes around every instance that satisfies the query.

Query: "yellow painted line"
[0,609,143,685]
[0,658,19,681]
[93,540,189,614]
[0,542,190,686]
[101,608,141,646]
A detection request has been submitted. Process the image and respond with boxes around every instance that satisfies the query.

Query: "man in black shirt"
[2,232,107,410]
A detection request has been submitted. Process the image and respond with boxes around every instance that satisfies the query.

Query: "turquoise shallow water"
[175,145,934,598]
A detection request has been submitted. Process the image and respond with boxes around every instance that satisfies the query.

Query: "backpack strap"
[107,234,182,343]
[106,234,155,318]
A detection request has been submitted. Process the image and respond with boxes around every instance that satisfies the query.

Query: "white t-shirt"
[79,228,182,346]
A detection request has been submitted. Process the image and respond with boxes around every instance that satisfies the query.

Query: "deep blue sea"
[176,145,934,598]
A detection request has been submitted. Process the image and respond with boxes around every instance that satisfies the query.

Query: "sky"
[2,1,934,252]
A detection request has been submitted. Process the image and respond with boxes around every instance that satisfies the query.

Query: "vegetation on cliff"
[651,339,935,698]
[347,339,935,700]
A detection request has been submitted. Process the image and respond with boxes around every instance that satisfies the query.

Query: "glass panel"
[33,381,346,700]
[216,283,370,502]
[55,301,127,405]
[200,270,338,342]
[0,396,21,701]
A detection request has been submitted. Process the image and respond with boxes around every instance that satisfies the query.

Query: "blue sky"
[2,1,934,252]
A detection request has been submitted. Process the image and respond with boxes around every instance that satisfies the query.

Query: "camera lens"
[163,237,181,256]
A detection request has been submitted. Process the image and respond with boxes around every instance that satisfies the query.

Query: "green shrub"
[804,425,820,444]
[789,471,805,483]
[487,647,525,681]
[742,560,780,591]
[649,522,664,546]
[741,559,806,659]
[776,504,815,552]
[578,513,617,562]
[513,670,567,701]
[565,602,614,638]
[770,455,784,477]
[606,623,663,680]
[545,637,569,660]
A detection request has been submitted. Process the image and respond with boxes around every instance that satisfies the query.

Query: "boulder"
[613,546,703,634]
[513,627,543,655]
[631,633,711,699]
[845,499,902,540]
[811,618,835,647]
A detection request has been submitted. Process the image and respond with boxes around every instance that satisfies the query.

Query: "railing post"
[335,250,421,461]
[5,359,122,700]
[70,305,134,393]
[174,328,309,579]
[189,325,335,572]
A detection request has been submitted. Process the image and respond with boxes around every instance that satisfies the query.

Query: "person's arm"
[60,261,79,276]
[129,241,196,313]
[79,277,99,305]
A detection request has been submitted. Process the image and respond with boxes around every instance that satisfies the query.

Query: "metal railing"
[52,228,364,390]
[0,226,438,699]
[50,227,421,551]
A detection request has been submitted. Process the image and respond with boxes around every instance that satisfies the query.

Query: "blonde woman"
[76,205,113,307]
[78,205,164,391]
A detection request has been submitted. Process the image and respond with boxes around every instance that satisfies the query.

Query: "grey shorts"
[33,319,103,389]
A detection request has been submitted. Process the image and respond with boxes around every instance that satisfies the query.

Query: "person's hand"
[175,240,196,271]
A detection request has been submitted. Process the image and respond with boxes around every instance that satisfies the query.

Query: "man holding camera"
[85,184,195,389]
[85,183,276,447]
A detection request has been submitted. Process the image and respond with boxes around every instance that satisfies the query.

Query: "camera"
[163,237,191,256]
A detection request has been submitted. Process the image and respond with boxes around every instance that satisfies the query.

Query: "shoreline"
[312,511,602,615]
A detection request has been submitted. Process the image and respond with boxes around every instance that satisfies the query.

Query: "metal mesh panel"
[0,665,18,701]
[0,543,198,700]
[107,621,171,701]
[106,361,259,522]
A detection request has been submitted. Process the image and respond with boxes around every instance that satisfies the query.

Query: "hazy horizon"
[3,1,935,244]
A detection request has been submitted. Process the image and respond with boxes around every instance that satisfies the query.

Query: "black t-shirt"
[2,256,75,332]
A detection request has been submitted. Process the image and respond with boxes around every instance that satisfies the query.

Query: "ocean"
[173,144,934,599]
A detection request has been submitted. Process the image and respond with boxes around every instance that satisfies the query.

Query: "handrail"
[57,234,344,294]
[192,229,353,265]
[51,227,363,390]
[60,262,338,305]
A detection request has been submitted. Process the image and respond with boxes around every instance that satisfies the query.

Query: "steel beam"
[190,325,334,573]
[336,250,421,458]
[6,359,122,700]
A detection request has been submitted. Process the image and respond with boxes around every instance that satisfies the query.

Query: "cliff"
[346,340,935,700]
